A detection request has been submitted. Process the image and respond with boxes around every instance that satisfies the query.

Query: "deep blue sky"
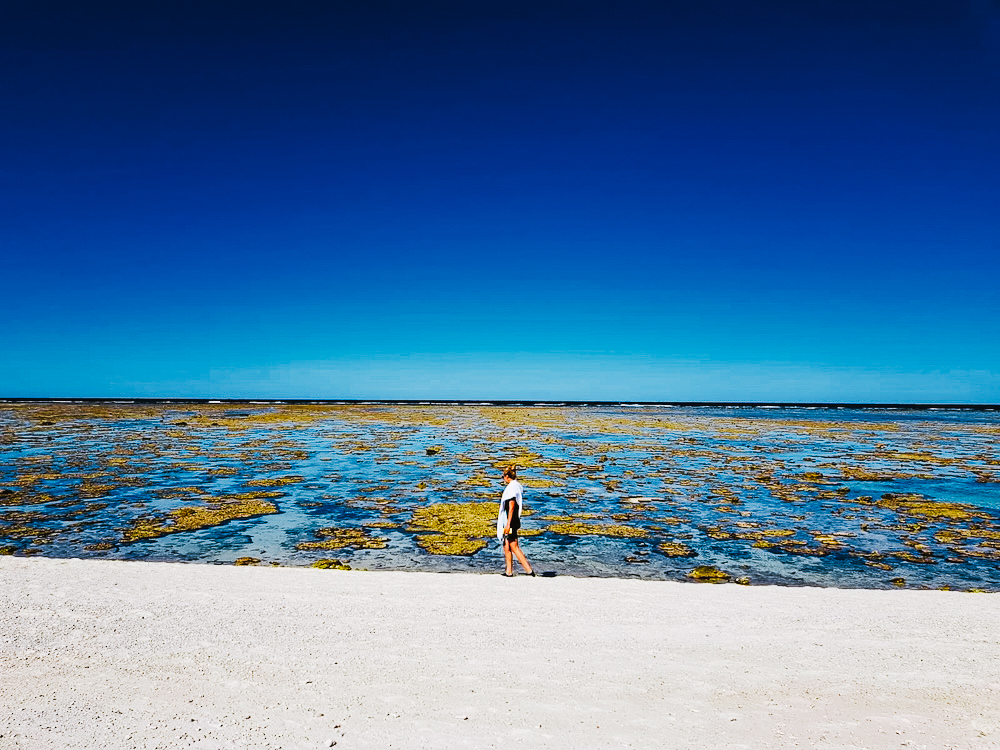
[2,0,999,401]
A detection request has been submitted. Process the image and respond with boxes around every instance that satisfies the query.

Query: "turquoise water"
[1,402,998,589]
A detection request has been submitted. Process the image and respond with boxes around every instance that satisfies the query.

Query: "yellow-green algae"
[77,482,118,499]
[870,493,990,521]
[658,541,697,557]
[407,502,497,555]
[214,491,285,502]
[704,525,798,542]
[311,558,351,569]
[935,527,1000,544]
[546,522,647,538]
[838,467,926,482]
[0,489,60,506]
[296,527,387,551]
[688,565,731,582]
[954,545,1000,561]
[122,499,279,542]
[0,506,107,547]
[154,486,212,500]
[244,475,306,487]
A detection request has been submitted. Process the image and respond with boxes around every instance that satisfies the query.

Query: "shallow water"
[1,402,998,589]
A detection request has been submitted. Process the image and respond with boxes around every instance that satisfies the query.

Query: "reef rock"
[687,565,731,582]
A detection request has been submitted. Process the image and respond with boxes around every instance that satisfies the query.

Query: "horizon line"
[2,398,998,411]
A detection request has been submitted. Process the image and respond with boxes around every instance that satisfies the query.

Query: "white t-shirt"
[496,479,524,541]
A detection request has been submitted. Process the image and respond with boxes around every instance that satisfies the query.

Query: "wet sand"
[2,556,998,749]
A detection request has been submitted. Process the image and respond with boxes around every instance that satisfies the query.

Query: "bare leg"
[509,540,533,575]
[503,538,513,575]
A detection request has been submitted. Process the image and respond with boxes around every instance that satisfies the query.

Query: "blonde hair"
[503,464,518,479]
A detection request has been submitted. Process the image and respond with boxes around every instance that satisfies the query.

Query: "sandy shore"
[1,557,998,750]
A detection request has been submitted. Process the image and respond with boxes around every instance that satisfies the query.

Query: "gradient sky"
[2,0,999,401]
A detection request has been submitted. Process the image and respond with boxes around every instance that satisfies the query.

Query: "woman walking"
[497,464,535,577]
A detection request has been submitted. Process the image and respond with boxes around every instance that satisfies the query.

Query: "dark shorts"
[504,516,521,543]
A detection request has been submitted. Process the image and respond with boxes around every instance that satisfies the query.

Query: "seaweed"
[0,489,60,507]
[244,475,306,487]
[295,527,387,551]
[311,558,351,569]
[687,566,730,582]
[407,502,496,555]
[657,541,697,557]
[874,493,989,521]
[546,522,647,538]
[122,499,279,542]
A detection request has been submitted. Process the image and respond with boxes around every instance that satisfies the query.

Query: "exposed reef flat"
[2,556,998,749]
[1,401,998,589]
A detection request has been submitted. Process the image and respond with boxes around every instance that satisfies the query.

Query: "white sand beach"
[1,557,998,750]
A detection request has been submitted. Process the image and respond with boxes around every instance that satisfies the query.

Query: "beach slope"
[1,557,998,749]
